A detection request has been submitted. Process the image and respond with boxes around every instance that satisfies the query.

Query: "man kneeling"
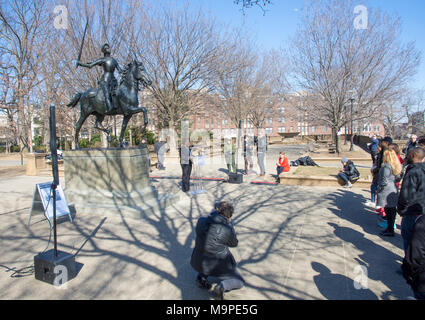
[338,157,360,188]
[190,201,245,300]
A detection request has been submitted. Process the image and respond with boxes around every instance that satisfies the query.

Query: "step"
[279,175,371,188]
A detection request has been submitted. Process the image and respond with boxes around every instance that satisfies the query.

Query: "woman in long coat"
[377,149,402,237]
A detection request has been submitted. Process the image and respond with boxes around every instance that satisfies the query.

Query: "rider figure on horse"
[76,43,122,113]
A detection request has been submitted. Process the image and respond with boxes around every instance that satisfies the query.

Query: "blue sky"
[172,0,425,90]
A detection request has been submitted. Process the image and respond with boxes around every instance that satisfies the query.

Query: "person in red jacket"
[276,152,290,183]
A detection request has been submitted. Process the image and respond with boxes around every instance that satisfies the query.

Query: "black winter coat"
[402,215,425,293]
[397,163,425,217]
[343,161,360,180]
[190,211,239,277]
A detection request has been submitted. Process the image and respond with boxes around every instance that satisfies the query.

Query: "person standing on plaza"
[403,134,418,161]
[368,134,380,165]
[397,147,425,253]
[377,149,402,237]
[243,135,254,175]
[179,140,193,192]
[224,137,236,174]
[190,201,245,300]
[366,137,393,208]
[256,129,267,177]
[154,138,168,170]
[401,213,425,300]
[276,151,290,183]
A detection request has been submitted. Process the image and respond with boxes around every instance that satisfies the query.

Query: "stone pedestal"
[26,153,47,176]
[63,147,178,218]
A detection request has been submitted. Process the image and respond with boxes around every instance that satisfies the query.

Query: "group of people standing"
[365,134,425,299]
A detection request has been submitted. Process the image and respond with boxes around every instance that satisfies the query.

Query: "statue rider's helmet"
[101,43,111,55]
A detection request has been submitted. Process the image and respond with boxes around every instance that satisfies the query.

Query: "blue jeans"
[401,215,421,253]
[338,172,350,184]
[370,183,378,203]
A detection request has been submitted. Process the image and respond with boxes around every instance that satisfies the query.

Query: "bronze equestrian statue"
[67,43,152,149]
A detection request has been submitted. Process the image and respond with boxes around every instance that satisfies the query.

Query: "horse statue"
[67,60,152,149]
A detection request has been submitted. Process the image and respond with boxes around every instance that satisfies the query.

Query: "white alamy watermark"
[53,5,68,30]
[353,265,368,289]
[53,265,69,289]
[354,5,368,30]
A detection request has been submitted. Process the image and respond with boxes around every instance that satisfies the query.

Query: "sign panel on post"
[28,182,72,226]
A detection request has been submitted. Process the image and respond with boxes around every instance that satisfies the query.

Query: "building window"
[278,107,285,113]
[265,127,273,135]
[290,126,294,132]
[323,126,327,132]
[278,117,285,123]
[311,126,315,133]
[265,118,273,124]
[197,117,201,124]
[290,116,294,122]
[278,127,286,133]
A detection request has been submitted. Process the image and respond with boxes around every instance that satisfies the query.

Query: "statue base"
[63,147,179,218]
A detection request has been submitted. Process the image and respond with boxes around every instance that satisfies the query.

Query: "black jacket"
[343,161,360,179]
[402,214,425,293]
[397,163,425,217]
[403,141,418,158]
[190,211,238,277]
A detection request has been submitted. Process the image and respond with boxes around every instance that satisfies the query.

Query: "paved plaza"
[0,149,413,300]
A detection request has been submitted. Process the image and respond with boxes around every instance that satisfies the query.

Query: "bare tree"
[0,0,51,152]
[127,3,225,149]
[289,0,421,153]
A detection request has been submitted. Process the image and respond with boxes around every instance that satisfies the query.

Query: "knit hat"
[341,157,348,163]
[381,136,393,144]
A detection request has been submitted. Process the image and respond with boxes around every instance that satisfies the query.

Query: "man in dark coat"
[190,201,245,300]
[179,140,193,192]
[154,139,168,170]
[401,214,425,300]
[403,134,418,161]
[368,134,380,165]
[337,157,360,188]
[397,147,425,253]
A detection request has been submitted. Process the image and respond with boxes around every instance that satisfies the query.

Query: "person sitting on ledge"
[337,157,360,188]
[276,151,290,183]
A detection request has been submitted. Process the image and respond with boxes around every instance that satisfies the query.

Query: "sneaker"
[378,221,387,229]
[196,276,211,290]
[343,182,352,188]
[365,201,376,208]
[212,283,224,300]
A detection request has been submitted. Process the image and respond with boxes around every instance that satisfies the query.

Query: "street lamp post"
[350,97,354,151]
[344,104,347,145]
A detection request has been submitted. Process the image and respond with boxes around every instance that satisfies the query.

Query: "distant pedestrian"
[224,137,236,174]
[276,152,290,183]
[179,140,193,192]
[190,201,244,300]
[243,135,254,175]
[401,214,425,300]
[397,147,425,252]
[368,134,380,165]
[377,149,402,237]
[154,138,168,170]
[256,130,267,176]
[403,134,418,161]
[337,157,360,188]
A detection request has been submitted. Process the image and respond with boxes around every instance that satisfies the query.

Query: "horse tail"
[67,92,82,108]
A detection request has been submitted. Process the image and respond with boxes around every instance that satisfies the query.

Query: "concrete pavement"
[0,168,413,300]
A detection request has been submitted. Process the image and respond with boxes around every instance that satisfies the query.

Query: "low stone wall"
[279,175,371,188]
